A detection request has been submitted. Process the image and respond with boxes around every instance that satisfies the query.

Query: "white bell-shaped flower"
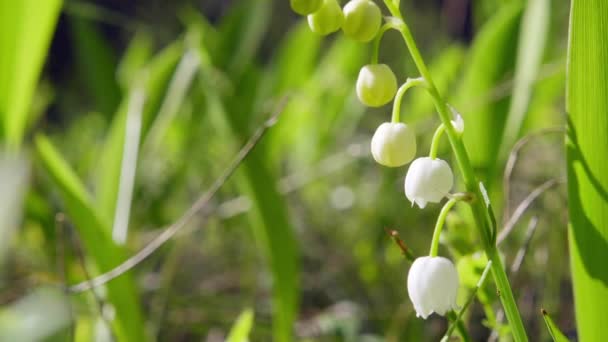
[407,256,459,319]
[371,122,416,167]
[404,157,453,208]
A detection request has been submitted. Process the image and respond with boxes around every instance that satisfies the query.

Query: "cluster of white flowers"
[289,0,464,322]
[357,72,463,318]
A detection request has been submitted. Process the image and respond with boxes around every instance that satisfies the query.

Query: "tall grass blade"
[453,2,522,186]
[226,308,254,342]
[111,88,145,244]
[541,309,569,342]
[96,42,183,221]
[566,0,608,340]
[202,86,299,342]
[35,135,146,342]
[70,17,120,117]
[0,0,62,148]
[499,0,549,161]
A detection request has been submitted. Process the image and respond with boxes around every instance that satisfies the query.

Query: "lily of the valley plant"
[290,0,529,340]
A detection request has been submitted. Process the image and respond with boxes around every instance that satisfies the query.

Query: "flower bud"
[342,0,382,42]
[356,64,398,107]
[407,256,459,319]
[307,0,344,35]
[290,0,323,15]
[404,157,453,208]
[371,122,416,167]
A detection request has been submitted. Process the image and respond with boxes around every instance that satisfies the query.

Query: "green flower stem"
[429,124,446,159]
[371,23,398,64]
[382,2,528,341]
[391,77,426,123]
[429,197,458,257]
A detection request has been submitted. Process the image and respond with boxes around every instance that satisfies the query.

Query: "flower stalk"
[429,124,446,160]
[429,197,458,257]
[381,1,528,340]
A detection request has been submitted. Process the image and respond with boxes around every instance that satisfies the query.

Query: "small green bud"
[356,64,397,107]
[307,0,344,35]
[290,0,323,15]
[342,0,382,42]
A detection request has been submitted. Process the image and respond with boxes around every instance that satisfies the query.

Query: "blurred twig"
[498,178,561,245]
[384,228,415,262]
[67,96,288,293]
[510,217,539,274]
[502,127,564,221]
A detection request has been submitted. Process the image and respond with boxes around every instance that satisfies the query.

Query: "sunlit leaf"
[0,0,62,148]
[566,0,608,341]
[226,308,254,342]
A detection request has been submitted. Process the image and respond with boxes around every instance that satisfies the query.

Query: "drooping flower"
[342,0,382,43]
[407,256,459,319]
[404,157,453,208]
[370,122,416,167]
[356,64,398,107]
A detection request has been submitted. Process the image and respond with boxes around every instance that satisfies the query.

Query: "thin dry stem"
[67,97,288,293]
[498,178,561,244]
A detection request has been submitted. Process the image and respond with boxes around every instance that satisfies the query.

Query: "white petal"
[407,256,459,319]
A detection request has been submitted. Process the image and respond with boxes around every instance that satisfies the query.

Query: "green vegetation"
[0,0,590,341]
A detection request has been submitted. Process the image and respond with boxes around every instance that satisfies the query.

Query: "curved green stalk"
[371,23,398,64]
[382,2,528,340]
[429,197,458,257]
[429,124,446,159]
[391,77,426,123]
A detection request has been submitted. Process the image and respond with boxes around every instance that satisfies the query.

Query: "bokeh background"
[0,0,572,341]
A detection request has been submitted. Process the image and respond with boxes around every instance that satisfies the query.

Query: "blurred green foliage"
[0,0,573,341]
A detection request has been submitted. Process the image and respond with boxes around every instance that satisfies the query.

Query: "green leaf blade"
[226,308,254,342]
[566,0,608,341]
[453,2,523,186]
[0,0,62,148]
[34,135,146,342]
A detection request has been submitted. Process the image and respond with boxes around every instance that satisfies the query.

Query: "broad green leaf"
[541,309,569,342]
[566,0,608,341]
[185,9,298,342]
[0,0,62,148]
[34,135,145,342]
[226,309,254,342]
[203,86,299,342]
[453,2,522,186]
[499,0,550,161]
